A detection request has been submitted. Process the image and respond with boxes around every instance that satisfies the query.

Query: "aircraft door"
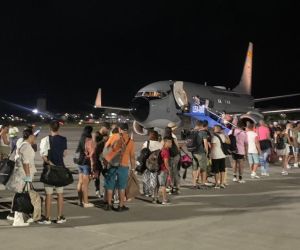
[173,81,188,110]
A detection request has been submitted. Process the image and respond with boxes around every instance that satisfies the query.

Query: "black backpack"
[136,141,151,173]
[186,130,199,152]
[228,129,239,154]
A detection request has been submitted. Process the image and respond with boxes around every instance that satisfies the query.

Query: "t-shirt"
[211,133,226,159]
[19,141,37,174]
[160,148,170,172]
[48,135,67,167]
[247,131,259,154]
[257,126,270,141]
[233,128,248,155]
[194,130,208,154]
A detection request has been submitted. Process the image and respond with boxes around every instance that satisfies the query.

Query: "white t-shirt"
[247,131,259,154]
[211,133,226,159]
[142,140,162,152]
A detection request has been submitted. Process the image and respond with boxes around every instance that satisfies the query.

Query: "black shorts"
[211,158,226,173]
[232,153,244,160]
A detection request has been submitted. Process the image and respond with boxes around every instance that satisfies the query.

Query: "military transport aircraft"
[95,42,300,135]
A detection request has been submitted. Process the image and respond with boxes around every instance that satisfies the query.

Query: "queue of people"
[1,118,300,227]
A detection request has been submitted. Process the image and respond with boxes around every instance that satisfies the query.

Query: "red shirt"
[160,148,170,172]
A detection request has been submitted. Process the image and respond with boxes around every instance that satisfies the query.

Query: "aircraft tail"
[233,42,253,95]
[94,88,102,108]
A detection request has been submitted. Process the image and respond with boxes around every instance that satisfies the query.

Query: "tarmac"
[0,126,300,250]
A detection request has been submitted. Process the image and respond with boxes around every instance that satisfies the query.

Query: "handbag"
[125,171,140,199]
[12,182,34,214]
[0,158,15,185]
[40,164,74,187]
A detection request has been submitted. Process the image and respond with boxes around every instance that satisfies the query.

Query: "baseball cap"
[167,122,177,130]
[119,123,129,131]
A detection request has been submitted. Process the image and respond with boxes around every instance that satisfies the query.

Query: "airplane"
[95,42,300,135]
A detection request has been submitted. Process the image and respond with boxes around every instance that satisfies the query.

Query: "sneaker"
[95,190,101,198]
[161,200,170,205]
[251,173,260,179]
[294,163,299,168]
[114,206,129,212]
[152,198,159,204]
[104,204,113,211]
[220,184,226,189]
[233,177,238,182]
[83,202,94,208]
[56,216,67,224]
[38,217,52,225]
[261,173,266,176]
[204,182,214,187]
[214,184,220,189]
[13,221,29,227]
[6,212,14,221]
[26,218,34,223]
[238,179,246,184]
[281,171,288,176]
[264,173,270,177]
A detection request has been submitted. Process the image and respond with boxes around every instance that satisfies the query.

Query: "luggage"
[40,164,73,187]
[125,171,140,199]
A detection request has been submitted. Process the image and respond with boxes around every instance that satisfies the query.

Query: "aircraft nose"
[130,97,150,122]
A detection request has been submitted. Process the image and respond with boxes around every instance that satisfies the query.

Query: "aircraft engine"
[133,120,148,135]
[239,111,264,125]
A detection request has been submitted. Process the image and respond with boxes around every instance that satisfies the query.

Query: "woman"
[142,131,162,202]
[274,126,289,175]
[7,128,37,226]
[76,126,94,208]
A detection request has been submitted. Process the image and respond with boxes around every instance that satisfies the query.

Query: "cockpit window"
[135,91,167,98]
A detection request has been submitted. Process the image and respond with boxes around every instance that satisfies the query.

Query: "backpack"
[136,141,151,173]
[145,149,162,172]
[214,133,231,155]
[102,134,131,167]
[186,130,199,152]
[276,136,285,150]
[228,129,240,154]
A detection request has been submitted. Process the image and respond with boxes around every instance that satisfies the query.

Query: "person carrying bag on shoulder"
[39,121,68,225]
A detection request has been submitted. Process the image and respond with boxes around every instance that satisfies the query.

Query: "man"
[211,125,230,188]
[231,120,248,183]
[103,123,135,212]
[39,120,68,224]
[191,120,209,189]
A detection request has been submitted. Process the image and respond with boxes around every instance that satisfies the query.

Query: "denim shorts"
[247,153,260,164]
[78,165,91,176]
[104,167,129,190]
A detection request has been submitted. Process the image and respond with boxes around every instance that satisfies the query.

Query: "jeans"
[260,149,271,174]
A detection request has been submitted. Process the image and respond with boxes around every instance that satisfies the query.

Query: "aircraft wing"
[254,93,300,102]
[260,108,300,114]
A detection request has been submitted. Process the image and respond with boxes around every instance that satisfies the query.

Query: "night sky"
[0,1,299,114]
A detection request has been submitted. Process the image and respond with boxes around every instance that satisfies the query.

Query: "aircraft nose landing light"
[130,97,150,122]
